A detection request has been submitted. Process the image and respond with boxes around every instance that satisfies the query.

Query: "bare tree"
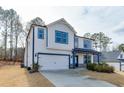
[0,10,10,60]
[13,16,23,62]
[0,7,24,62]
[8,9,17,60]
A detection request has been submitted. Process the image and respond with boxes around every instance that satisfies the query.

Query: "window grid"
[38,28,44,39]
[84,39,92,49]
[55,30,68,44]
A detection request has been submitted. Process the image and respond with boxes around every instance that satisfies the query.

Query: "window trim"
[55,30,68,44]
[83,39,92,49]
[38,28,44,39]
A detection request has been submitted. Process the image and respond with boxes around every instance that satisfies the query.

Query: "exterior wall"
[77,54,93,64]
[27,28,33,68]
[24,20,95,69]
[78,37,84,48]
[47,21,74,51]
[77,37,93,49]
[33,26,73,65]
[78,53,84,64]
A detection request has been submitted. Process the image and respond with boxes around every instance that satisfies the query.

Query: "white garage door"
[38,54,69,71]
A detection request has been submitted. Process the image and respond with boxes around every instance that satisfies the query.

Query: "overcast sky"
[1,0,124,47]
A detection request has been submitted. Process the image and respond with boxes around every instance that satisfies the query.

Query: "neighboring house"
[117,51,124,60]
[24,18,99,71]
[94,51,124,63]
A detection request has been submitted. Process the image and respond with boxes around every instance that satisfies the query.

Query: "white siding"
[24,20,95,69]
[47,21,74,50]
[27,28,33,68]
[78,38,84,48]
[77,37,93,49]
[33,26,73,65]
[78,54,84,64]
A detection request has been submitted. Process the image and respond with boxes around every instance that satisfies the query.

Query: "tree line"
[0,7,26,62]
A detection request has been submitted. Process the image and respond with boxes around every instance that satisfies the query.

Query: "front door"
[75,56,78,67]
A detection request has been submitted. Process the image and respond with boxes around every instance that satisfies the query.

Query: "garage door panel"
[39,55,69,70]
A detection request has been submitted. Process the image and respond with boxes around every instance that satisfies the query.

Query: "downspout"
[32,26,35,68]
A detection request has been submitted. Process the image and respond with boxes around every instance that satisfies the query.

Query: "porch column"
[72,51,76,69]
[91,54,94,63]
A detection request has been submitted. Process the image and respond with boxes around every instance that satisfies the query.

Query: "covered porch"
[72,48,100,68]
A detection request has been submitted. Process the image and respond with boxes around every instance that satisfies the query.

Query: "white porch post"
[91,54,94,63]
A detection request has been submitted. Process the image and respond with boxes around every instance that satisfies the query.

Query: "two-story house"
[24,18,100,71]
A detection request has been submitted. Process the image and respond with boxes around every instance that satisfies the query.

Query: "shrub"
[87,62,114,73]
[33,63,39,72]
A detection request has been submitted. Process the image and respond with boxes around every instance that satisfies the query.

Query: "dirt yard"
[80,70,124,87]
[0,64,54,87]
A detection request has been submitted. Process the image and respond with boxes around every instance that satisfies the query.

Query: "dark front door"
[75,56,78,67]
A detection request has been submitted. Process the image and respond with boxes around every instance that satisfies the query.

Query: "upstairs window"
[75,37,78,48]
[55,30,68,44]
[120,54,123,59]
[84,39,92,49]
[38,28,44,39]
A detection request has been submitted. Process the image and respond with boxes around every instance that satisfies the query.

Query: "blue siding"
[55,30,68,44]
[38,28,44,39]
[84,39,92,49]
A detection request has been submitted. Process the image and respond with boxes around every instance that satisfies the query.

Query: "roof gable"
[47,18,77,34]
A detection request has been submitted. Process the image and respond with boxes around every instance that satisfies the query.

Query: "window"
[84,39,92,49]
[38,28,44,39]
[75,37,78,48]
[55,30,68,44]
[120,54,123,59]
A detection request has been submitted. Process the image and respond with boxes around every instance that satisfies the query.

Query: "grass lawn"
[80,70,124,87]
[0,64,54,87]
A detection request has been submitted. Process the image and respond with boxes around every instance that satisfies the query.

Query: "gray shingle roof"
[100,51,120,62]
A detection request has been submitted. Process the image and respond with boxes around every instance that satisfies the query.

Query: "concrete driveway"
[40,68,117,87]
